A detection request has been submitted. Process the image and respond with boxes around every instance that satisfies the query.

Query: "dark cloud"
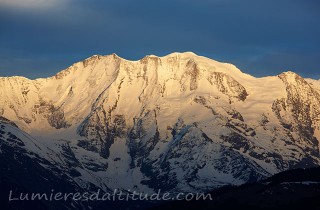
[0,0,319,79]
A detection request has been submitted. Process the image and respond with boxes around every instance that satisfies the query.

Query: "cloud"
[0,0,319,79]
[0,0,68,9]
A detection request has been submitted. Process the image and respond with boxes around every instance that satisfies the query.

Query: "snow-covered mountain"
[0,52,320,196]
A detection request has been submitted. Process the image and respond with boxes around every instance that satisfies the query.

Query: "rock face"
[207,72,248,102]
[0,122,98,210]
[0,52,320,198]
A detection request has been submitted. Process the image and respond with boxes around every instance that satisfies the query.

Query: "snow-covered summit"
[0,52,250,131]
[1,52,320,194]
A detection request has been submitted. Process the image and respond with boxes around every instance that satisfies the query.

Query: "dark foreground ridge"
[1,166,320,210]
[151,167,320,210]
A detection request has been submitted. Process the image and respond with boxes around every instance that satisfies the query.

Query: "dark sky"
[0,0,319,79]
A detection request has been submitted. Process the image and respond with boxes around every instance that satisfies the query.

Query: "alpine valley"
[1,52,320,209]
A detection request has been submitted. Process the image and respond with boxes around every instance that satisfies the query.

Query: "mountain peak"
[278,71,306,85]
[137,52,198,62]
[167,51,197,57]
[279,70,297,76]
[1,51,320,199]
